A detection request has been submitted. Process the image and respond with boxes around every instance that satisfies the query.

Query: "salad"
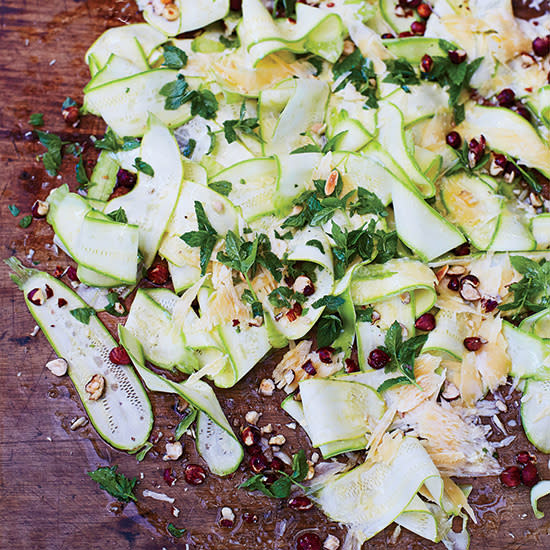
[9,0,550,548]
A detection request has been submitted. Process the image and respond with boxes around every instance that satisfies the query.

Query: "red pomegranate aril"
[446,131,462,149]
[147,262,169,285]
[263,472,278,486]
[296,533,322,550]
[246,443,263,456]
[463,337,483,352]
[417,2,432,18]
[318,347,333,364]
[219,518,234,528]
[344,358,359,373]
[514,105,531,121]
[270,457,286,472]
[241,426,260,446]
[399,0,421,7]
[411,20,426,35]
[184,464,207,485]
[62,105,80,125]
[44,284,54,299]
[483,299,498,313]
[381,33,395,39]
[448,49,467,64]
[500,466,521,488]
[521,463,540,487]
[496,88,515,107]
[288,496,313,510]
[302,284,315,297]
[447,275,460,291]
[27,287,46,306]
[415,313,436,331]
[230,0,242,9]
[66,266,79,282]
[302,359,317,375]
[533,36,550,57]
[163,468,177,486]
[420,54,433,73]
[242,512,258,523]
[398,31,414,38]
[468,136,486,168]
[453,242,470,256]
[109,346,131,365]
[58,297,67,308]
[368,348,390,369]
[249,454,269,474]
[116,168,137,188]
[516,451,535,465]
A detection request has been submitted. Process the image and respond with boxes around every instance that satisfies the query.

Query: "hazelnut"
[245,411,261,425]
[323,535,341,550]
[259,378,275,396]
[31,199,49,218]
[45,357,68,377]
[85,374,105,401]
[269,434,286,446]
[162,3,180,20]
[293,275,314,295]
[27,287,46,306]
[163,441,183,461]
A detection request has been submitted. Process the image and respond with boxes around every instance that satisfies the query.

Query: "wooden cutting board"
[1,1,550,548]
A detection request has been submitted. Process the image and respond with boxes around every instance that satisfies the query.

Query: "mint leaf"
[208,180,232,196]
[8,204,20,217]
[94,128,140,152]
[350,187,387,217]
[312,295,344,311]
[19,215,32,228]
[106,207,128,224]
[104,291,127,317]
[75,155,89,188]
[167,523,186,538]
[162,44,188,69]
[29,113,44,127]
[333,49,378,109]
[62,97,77,109]
[316,313,343,348]
[133,157,154,177]
[70,307,96,324]
[383,58,420,92]
[223,101,263,144]
[175,408,197,440]
[88,465,137,502]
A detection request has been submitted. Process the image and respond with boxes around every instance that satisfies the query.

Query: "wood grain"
[1,1,550,549]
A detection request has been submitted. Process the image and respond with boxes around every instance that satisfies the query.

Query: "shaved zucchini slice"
[502,322,550,380]
[521,379,550,453]
[7,258,152,451]
[531,480,550,519]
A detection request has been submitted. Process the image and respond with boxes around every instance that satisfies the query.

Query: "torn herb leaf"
[88,465,137,502]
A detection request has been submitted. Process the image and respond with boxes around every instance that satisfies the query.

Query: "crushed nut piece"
[311,452,320,464]
[114,302,125,315]
[305,460,315,480]
[85,374,105,400]
[261,423,273,434]
[162,3,179,20]
[323,534,341,550]
[496,400,508,412]
[324,170,339,196]
[245,411,261,425]
[447,265,466,276]
[164,441,183,461]
[70,416,88,431]
[221,506,235,521]
[269,434,286,446]
[293,275,313,295]
[286,422,297,430]
[259,378,275,396]
[46,357,68,377]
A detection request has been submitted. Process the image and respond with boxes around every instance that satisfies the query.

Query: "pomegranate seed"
[44,284,54,299]
[453,243,470,256]
[31,199,49,218]
[381,33,395,39]
[116,168,137,188]
[500,466,521,488]
[504,161,520,182]
[288,496,313,510]
[57,297,67,308]
[533,36,550,57]
[109,346,131,365]
[302,284,315,297]
[163,468,177,486]
[232,319,240,327]
[230,0,242,9]
[415,313,436,331]
[242,512,258,523]
[411,20,426,35]
[516,451,535,465]
[483,299,498,313]
[263,472,278,486]
[270,457,285,472]
[241,426,260,446]
[246,443,263,456]
[447,276,460,291]
[368,348,390,369]
[147,262,169,285]
[326,1,334,6]
[446,131,462,149]
[399,0,420,7]
[66,266,78,282]
[468,136,486,168]
[286,302,303,322]
[317,347,333,364]
[514,105,531,121]
[296,533,322,550]
[417,2,432,18]
[184,464,207,485]
[27,287,46,306]
[344,358,359,373]
[62,106,80,125]
[249,454,269,474]
[302,359,317,375]
[219,518,234,528]
[463,337,483,352]
[448,49,467,64]
[420,54,433,73]
[496,88,515,107]
[398,31,414,38]
[521,463,540,487]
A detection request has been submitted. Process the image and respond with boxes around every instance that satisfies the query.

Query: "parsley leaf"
[349,187,388,217]
[223,101,263,144]
[208,180,232,196]
[376,321,428,391]
[312,295,345,311]
[220,34,240,49]
[272,0,296,18]
[88,465,137,502]
[106,207,128,224]
[159,75,218,119]
[133,157,155,177]
[162,44,188,69]
[316,313,343,348]
[306,239,325,253]
[167,523,186,538]
[499,256,550,316]
[94,128,140,153]
[242,288,264,317]
[356,306,374,323]
[180,201,219,275]
[70,307,96,324]
[182,138,196,158]
[333,49,378,109]
[75,155,90,188]
[383,58,420,92]
[19,215,32,228]
[29,113,44,127]
[446,139,490,177]
[8,204,20,217]
[104,291,127,317]
[36,130,64,176]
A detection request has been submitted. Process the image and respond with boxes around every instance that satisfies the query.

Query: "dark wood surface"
[1,1,550,549]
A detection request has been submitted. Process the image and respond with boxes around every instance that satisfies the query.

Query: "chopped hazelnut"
[245,410,261,425]
[46,357,68,377]
[85,374,105,401]
[163,441,183,461]
[259,378,275,396]
[323,534,341,550]
[269,434,286,446]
